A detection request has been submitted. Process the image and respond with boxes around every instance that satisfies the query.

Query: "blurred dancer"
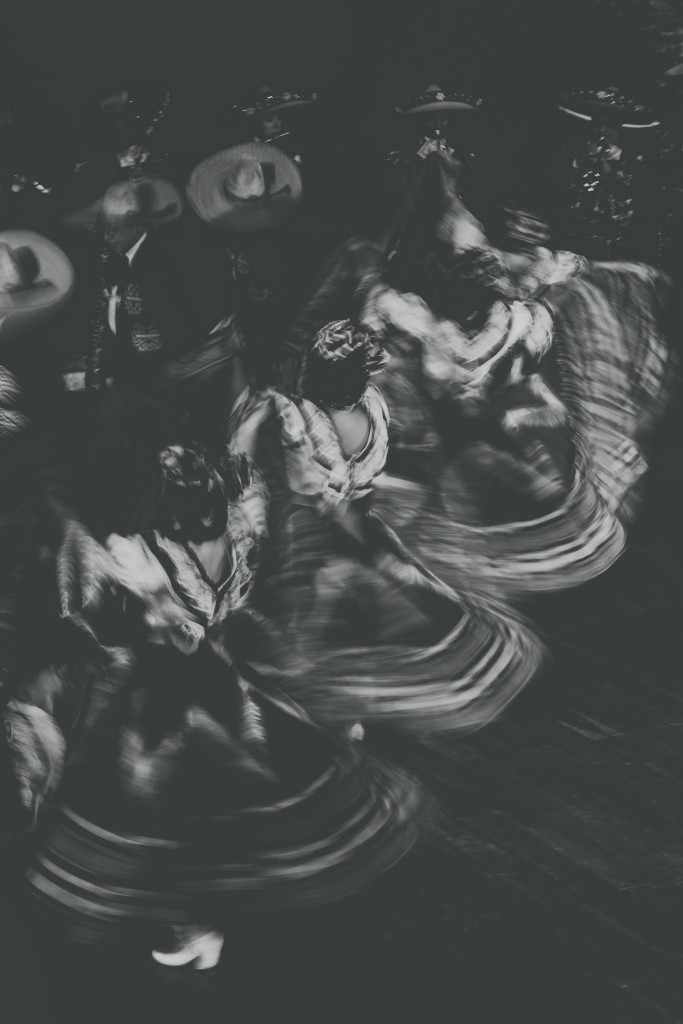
[225,320,543,734]
[359,150,674,595]
[23,437,421,962]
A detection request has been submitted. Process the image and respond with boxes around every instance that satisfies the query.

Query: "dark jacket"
[88,219,232,392]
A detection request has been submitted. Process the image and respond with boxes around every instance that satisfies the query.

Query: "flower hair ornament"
[159,444,213,487]
[159,444,251,503]
[220,450,254,503]
[304,320,389,411]
[311,320,388,376]
[157,444,227,537]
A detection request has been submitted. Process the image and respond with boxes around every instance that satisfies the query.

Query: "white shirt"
[107,232,148,335]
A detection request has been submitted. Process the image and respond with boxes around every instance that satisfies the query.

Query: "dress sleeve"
[57,520,118,622]
[359,386,390,474]
[270,391,335,507]
[227,458,270,568]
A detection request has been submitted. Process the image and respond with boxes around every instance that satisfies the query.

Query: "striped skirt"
[26,641,421,945]
[251,498,544,733]
[374,263,672,597]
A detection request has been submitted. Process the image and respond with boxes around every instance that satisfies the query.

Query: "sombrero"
[558,88,660,129]
[60,173,183,232]
[0,230,75,343]
[186,142,302,232]
[239,86,318,117]
[100,176,183,223]
[397,83,482,116]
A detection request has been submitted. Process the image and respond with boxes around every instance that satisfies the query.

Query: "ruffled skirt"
[376,265,672,596]
[26,640,421,945]
[372,463,626,598]
[250,492,544,733]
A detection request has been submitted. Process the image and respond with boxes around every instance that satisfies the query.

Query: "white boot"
[152,927,224,970]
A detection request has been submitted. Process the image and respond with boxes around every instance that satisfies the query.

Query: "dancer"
[22,431,421,963]
[359,150,674,594]
[225,319,543,734]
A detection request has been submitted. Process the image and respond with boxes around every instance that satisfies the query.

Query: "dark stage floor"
[1,378,682,1024]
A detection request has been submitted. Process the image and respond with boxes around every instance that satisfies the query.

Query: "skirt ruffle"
[25,642,421,945]
[373,263,672,596]
[27,746,419,945]
[372,465,626,598]
[252,498,544,732]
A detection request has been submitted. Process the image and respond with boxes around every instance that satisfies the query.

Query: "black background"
[2,0,679,143]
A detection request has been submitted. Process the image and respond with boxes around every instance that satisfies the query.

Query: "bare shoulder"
[327,405,371,458]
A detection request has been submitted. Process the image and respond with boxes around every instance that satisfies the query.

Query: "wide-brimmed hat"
[100,176,183,224]
[558,87,660,129]
[397,83,482,116]
[0,230,75,342]
[186,142,302,232]
[239,85,318,117]
[61,172,183,232]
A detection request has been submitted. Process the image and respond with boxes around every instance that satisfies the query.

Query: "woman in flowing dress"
[19,427,422,966]
[355,152,674,596]
[224,318,544,735]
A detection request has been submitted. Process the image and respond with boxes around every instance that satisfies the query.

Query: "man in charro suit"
[80,177,232,395]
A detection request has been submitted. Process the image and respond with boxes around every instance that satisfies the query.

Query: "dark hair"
[154,445,229,544]
[77,396,245,545]
[421,243,501,324]
[303,346,370,410]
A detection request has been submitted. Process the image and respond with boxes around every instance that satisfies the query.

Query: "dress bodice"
[104,464,268,652]
[227,385,389,512]
[297,386,389,505]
